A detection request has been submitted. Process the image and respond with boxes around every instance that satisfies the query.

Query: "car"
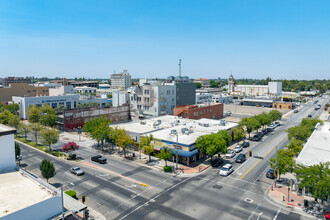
[227,111,232,116]
[223,113,229,116]
[266,168,275,179]
[274,122,280,127]
[226,150,236,158]
[219,163,234,176]
[294,110,299,113]
[317,104,321,107]
[251,133,262,141]
[233,145,243,153]
[211,158,224,167]
[70,167,84,176]
[268,124,276,130]
[235,154,246,163]
[266,128,273,133]
[261,129,268,135]
[308,114,312,118]
[91,155,107,164]
[241,141,250,148]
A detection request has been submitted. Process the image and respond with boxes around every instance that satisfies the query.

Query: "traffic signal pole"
[275,145,278,188]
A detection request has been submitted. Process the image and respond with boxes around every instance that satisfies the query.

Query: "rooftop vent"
[171,129,178,135]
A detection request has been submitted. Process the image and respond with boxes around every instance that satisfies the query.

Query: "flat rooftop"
[296,122,330,166]
[0,124,16,137]
[0,171,54,217]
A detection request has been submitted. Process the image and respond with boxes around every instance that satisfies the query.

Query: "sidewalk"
[268,182,304,209]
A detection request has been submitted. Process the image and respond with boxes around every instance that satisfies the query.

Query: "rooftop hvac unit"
[140,121,146,125]
[220,120,226,126]
[198,122,210,127]
[171,129,177,135]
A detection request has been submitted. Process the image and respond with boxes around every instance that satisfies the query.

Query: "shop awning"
[167,148,200,158]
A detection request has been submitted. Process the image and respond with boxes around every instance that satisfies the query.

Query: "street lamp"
[175,134,179,171]
[78,126,82,142]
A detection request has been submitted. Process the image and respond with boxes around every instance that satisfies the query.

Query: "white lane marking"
[273,208,281,220]
[95,174,137,194]
[257,212,263,220]
[248,198,263,220]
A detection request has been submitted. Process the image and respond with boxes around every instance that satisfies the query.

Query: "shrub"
[50,151,66,157]
[65,190,77,199]
[163,166,172,172]
[68,154,76,160]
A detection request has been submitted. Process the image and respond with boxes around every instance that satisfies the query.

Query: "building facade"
[196,93,213,104]
[112,90,130,107]
[0,83,49,104]
[273,102,293,109]
[228,74,235,93]
[49,85,77,96]
[2,77,31,86]
[111,70,132,89]
[175,81,196,106]
[0,124,16,172]
[173,103,224,119]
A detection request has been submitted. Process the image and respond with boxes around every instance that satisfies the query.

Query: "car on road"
[226,150,236,158]
[219,163,234,176]
[274,122,280,127]
[241,141,250,148]
[233,145,243,153]
[227,111,232,116]
[308,114,312,118]
[251,133,262,141]
[294,109,299,113]
[268,124,276,130]
[235,154,246,163]
[91,155,107,164]
[261,129,268,136]
[266,168,275,179]
[70,167,85,176]
[266,128,273,133]
[211,158,224,168]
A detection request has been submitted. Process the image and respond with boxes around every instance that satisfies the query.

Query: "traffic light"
[84,209,89,220]
[274,169,278,176]
[249,150,252,157]
[82,195,86,204]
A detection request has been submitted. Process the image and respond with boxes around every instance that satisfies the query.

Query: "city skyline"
[1,0,330,80]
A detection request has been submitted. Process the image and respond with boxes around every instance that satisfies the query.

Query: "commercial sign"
[41,99,68,104]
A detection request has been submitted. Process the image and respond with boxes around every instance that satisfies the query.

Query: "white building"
[12,95,80,119]
[268,82,282,95]
[0,124,16,172]
[112,90,130,107]
[49,85,77,96]
[76,86,97,94]
[111,69,132,89]
[212,94,233,103]
[196,93,213,104]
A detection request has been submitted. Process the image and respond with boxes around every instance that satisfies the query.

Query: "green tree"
[83,116,112,146]
[232,127,246,142]
[286,139,304,156]
[256,112,271,129]
[27,105,42,123]
[287,125,311,142]
[195,82,201,89]
[216,130,232,146]
[40,104,59,127]
[196,134,211,154]
[0,110,13,125]
[29,123,43,146]
[269,149,294,180]
[196,132,228,161]
[8,114,20,130]
[143,145,155,162]
[15,142,21,159]
[18,122,30,141]
[39,159,56,183]
[40,128,59,151]
[4,103,19,115]
[156,148,173,166]
[268,110,282,123]
[117,130,133,158]
[139,134,154,160]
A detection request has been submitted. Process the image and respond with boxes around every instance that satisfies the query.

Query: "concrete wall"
[0,133,16,172]
[3,196,62,220]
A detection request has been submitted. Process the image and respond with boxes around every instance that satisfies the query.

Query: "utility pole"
[176,134,179,171]
[275,145,278,188]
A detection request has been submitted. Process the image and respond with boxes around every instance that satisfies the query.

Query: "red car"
[324,211,330,220]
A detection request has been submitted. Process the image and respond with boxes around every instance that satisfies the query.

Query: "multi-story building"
[228,74,235,93]
[51,79,99,88]
[173,103,224,119]
[49,85,77,96]
[76,86,97,94]
[194,78,210,88]
[195,93,213,104]
[112,90,130,107]
[175,78,196,106]
[0,83,49,104]
[111,70,132,89]
[2,77,31,86]
[212,94,233,103]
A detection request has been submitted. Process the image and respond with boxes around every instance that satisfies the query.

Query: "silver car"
[226,150,236,158]
[219,164,234,176]
[70,167,85,176]
[233,145,243,153]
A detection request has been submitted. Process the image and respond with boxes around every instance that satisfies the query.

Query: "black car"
[91,155,107,164]
[294,110,299,113]
[266,168,275,179]
[235,154,246,163]
[266,128,272,133]
[308,114,312,118]
[262,129,268,136]
[241,141,250,148]
[251,133,262,141]
[211,158,224,167]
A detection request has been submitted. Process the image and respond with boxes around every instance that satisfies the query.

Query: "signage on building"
[41,99,68,103]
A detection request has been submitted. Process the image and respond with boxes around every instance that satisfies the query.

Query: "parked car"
[227,111,232,116]
[261,129,268,136]
[241,141,250,148]
[251,133,262,141]
[294,110,299,113]
[211,158,224,168]
[219,163,234,176]
[226,150,236,158]
[235,154,246,163]
[274,122,280,127]
[70,167,84,176]
[266,168,275,179]
[308,114,312,118]
[91,155,107,164]
[315,107,320,110]
[268,124,276,130]
[266,128,273,133]
[233,145,243,153]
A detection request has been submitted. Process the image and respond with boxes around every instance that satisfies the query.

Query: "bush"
[163,166,172,172]
[50,151,66,157]
[68,154,76,160]
[65,190,77,199]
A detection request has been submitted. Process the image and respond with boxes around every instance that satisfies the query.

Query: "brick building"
[2,77,31,86]
[273,102,293,110]
[173,103,223,120]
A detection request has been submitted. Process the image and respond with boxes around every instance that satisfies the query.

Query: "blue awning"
[166,148,200,158]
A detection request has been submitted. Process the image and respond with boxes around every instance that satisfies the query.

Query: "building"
[296,122,330,166]
[194,78,210,88]
[51,79,99,88]
[60,105,130,131]
[78,97,109,107]
[76,86,97,94]
[0,83,49,104]
[111,70,132,89]
[13,95,80,119]
[273,101,293,110]
[228,74,235,93]
[99,84,111,89]
[196,93,213,104]
[212,94,233,104]
[2,77,31,86]
[268,82,282,95]
[173,103,224,119]
[241,97,275,107]
[0,124,16,172]
[175,80,196,106]
[114,115,238,165]
[49,85,77,96]
[112,90,130,107]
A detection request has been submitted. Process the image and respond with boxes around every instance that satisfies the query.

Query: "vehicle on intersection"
[235,154,246,163]
[219,163,234,176]
[233,145,243,153]
[266,168,275,179]
[294,109,299,113]
[226,150,236,158]
[241,141,250,148]
[91,155,107,164]
[70,167,85,176]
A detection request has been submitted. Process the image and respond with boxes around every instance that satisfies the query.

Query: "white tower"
[228,74,235,93]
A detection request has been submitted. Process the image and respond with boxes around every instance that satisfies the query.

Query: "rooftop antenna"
[178,59,182,77]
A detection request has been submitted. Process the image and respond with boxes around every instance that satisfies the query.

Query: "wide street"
[17,96,327,220]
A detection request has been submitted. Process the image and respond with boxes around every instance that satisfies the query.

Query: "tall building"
[2,77,31,86]
[111,69,132,89]
[228,74,235,93]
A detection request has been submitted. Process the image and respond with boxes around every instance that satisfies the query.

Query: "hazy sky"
[1,0,330,80]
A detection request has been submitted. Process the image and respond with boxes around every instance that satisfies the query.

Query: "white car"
[219,164,234,176]
[233,145,243,153]
[226,150,236,158]
[227,111,232,115]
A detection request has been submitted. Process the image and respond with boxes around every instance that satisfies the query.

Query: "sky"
[1,0,330,80]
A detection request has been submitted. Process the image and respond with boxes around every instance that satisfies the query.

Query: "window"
[194,112,198,116]
[27,90,31,93]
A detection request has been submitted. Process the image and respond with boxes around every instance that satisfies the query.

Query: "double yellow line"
[239,136,286,180]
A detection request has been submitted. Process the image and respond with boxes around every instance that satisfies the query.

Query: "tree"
[195,82,201,89]
[256,112,271,129]
[117,130,133,158]
[40,128,59,151]
[269,149,294,180]
[83,116,112,146]
[216,130,231,146]
[286,139,304,156]
[196,132,227,161]
[109,126,125,148]
[18,122,30,141]
[232,127,246,142]
[240,117,261,138]
[196,135,209,155]
[40,104,59,127]
[287,125,311,142]
[156,148,173,166]
[295,162,330,203]
[27,105,42,123]
[143,145,155,162]
[8,114,20,130]
[0,110,13,125]
[268,110,282,123]
[15,142,21,159]
[3,103,19,115]
[39,159,56,183]
[29,123,42,146]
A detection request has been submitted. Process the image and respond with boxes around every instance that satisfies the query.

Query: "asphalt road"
[17,96,327,220]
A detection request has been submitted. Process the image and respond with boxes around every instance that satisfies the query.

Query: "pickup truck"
[91,155,107,164]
